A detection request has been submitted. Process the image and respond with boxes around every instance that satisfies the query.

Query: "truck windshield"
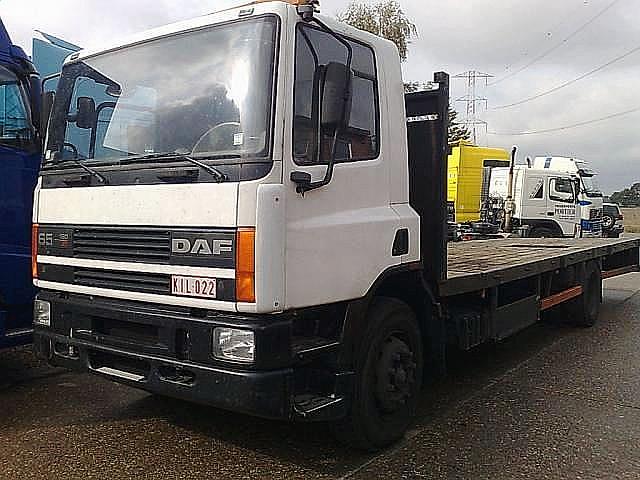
[45,17,278,167]
[581,175,602,197]
[0,65,34,148]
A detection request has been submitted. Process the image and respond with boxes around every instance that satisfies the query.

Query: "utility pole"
[453,70,492,145]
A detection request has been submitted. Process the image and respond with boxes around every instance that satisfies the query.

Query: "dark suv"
[602,203,624,238]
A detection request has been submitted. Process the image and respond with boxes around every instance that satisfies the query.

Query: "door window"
[293,25,379,165]
[549,178,575,203]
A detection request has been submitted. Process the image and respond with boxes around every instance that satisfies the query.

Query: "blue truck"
[0,20,79,350]
[0,19,41,349]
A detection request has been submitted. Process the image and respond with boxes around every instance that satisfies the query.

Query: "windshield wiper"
[56,159,107,184]
[178,155,227,182]
[119,152,228,182]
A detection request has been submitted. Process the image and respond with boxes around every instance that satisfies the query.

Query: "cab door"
[548,177,578,237]
[0,67,39,332]
[283,23,403,310]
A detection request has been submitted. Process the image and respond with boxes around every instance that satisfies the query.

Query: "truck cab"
[533,156,603,237]
[447,142,510,224]
[33,0,421,447]
[489,167,581,238]
[0,19,41,349]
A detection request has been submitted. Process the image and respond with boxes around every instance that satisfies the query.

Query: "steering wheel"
[192,122,242,155]
[63,142,79,158]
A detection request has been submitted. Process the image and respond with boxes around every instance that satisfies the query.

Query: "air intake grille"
[74,268,170,295]
[73,228,171,263]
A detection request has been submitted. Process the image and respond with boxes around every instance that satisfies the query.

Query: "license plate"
[171,275,217,299]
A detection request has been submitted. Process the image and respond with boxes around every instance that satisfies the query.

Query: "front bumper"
[34,291,349,421]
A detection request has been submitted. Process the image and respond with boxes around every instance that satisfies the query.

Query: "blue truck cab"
[0,19,41,349]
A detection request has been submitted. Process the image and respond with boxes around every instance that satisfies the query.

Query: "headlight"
[212,327,255,363]
[34,300,51,327]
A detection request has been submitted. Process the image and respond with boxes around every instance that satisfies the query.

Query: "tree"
[610,184,640,207]
[340,3,471,144]
[404,82,472,144]
[448,107,472,144]
[337,1,417,62]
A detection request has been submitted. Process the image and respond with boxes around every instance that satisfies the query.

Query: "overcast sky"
[1,0,638,193]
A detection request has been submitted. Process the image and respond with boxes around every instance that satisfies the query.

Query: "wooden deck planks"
[441,237,640,296]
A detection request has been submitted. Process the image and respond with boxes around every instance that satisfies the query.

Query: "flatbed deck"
[441,237,640,297]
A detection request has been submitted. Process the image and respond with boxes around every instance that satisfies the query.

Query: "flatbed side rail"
[602,264,640,279]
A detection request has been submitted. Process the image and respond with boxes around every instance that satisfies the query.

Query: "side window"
[529,178,544,199]
[293,25,379,165]
[549,178,575,203]
[0,66,32,146]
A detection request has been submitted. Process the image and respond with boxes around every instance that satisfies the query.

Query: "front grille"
[73,227,171,263]
[74,268,170,295]
[54,266,236,301]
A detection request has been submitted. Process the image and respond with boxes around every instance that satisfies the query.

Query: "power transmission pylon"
[453,71,493,145]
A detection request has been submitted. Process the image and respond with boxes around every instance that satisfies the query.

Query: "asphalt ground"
[1,273,639,479]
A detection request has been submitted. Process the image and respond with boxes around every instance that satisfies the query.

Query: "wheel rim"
[603,216,614,228]
[374,335,417,414]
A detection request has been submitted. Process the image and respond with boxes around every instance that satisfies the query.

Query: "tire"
[569,264,602,327]
[529,227,556,238]
[602,215,614,230]
[332,297,423,451]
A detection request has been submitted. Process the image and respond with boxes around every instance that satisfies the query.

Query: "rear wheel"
[332,297,423,451]
[568,263,602,327]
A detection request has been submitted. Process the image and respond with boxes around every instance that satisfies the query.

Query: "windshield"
[580,175,602,197]
[0,65,34,149]
[46,17,278,166]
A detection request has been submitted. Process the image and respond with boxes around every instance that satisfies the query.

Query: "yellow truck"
[448,141,511,223]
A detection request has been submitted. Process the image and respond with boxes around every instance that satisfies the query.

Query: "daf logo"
[172,238,233,256]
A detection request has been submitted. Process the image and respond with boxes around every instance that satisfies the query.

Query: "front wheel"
[332,297,423,451]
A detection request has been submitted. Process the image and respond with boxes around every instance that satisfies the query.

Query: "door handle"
[547,212,555,216]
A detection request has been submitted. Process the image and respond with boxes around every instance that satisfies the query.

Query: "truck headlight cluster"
[212,327,255,363]
[33,300,51,327]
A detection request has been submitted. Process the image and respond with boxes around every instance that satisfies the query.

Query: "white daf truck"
[32,0,640,450]
[489,167,582,238]
[533,156,603,237]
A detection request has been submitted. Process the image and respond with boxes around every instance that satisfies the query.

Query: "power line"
[488,105,640,136]
[498,1,589,77]
[493,44,640,109]
[488,0,623,87]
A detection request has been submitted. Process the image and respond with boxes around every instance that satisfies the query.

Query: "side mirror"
[40,91,55,140]
[293,61,353,196]
[290,171,312,194]
[29,75,42,132]
[75,96,96,129]
[320,62,353,131]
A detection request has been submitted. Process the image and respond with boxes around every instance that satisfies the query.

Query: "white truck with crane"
[32,0,640,450]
